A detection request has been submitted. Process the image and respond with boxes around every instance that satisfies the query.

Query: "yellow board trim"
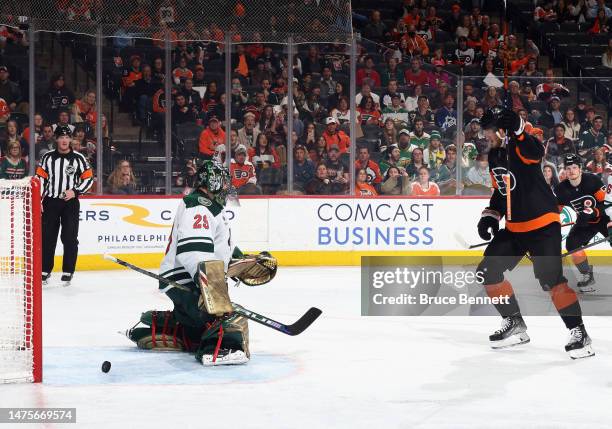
[53,250,612,271]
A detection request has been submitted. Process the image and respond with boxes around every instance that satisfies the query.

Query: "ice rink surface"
[1,267,612,429]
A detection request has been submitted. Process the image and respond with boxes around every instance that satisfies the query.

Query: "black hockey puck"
[101,361,111,373]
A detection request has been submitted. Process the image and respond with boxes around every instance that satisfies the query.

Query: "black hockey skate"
[60,272,73,287]
[576,266,595,293]
[565,324,595,359]
[42,272,50,286]
[489,315,530,349]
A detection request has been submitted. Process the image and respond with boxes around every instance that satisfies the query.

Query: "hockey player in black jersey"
[476,108,594,359]
[554,153,610,293]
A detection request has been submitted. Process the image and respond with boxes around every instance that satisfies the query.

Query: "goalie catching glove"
[227,251,278,286]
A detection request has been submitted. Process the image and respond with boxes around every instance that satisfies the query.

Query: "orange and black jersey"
[487,131,560,232]
[554,173,609,223]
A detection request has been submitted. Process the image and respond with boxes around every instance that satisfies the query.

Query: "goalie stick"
[103,254,322,336]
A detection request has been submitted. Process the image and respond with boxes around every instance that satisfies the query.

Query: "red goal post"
[0,177,42,383]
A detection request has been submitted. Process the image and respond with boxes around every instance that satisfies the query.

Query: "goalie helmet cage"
[0,177,42,383]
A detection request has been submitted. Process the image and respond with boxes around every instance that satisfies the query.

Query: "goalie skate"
[489,315,530,349]
[201,349,249,366]
[565,325,595,360]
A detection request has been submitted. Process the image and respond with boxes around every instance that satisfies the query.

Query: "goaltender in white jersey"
[126,160,276,366]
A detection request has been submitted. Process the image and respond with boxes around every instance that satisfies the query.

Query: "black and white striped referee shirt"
[36,149,94,198]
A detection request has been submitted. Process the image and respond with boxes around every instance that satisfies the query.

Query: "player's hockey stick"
[454,222,576,250]
[561,235,611,259]
[103,254,322,336]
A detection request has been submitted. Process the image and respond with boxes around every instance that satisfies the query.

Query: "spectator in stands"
[380,166,411,195]
[230,78,249,118]
[603,39,612,68]
[453,36,476,67]
[405,147,425,179]
[322,117,350,154]
[201,80,219,113]
[411,166,440,196]
[250,59,273,87]
[172,93,197,129]
[357,96,381,126]
[22,113,43,147]
[538,96,564,128]
[0,65,22,114]
[423,131,446,169]
[325,144,349,189]
[172,56,193,86]
[293,144,315,189]
[198,116,225,159]
[259,105,276,134]
[305,163,344,195]
[427,61,452,89]
[326,81,346,111]
[404,84,421,112]
[355,146,382,185]
[507,80,531,113]
[0,141,26,179]
[232,44,252,79]
[465,154,491,187]
[438,144,461,192]
[72,90,97,127]
[587,0,612,19]
[409,95,435,126]
[106,160,137,195]
[249,133,280,170]
[456,14,471,39]
[382,94,410,129]
[409,118,430,149]
[133,65,160,124]
[404,58,428,88]
[330,96,352,124]
[483,86,503,109]
[309,136,328,164]
[356,56,381,88]
[121,55,143,110]
[192,65,206,86]
[37,124,55,158]
[536,68,570,100]
[380,117,398,150]
[382,80,406,109]
[355,83,380,108]
[586,147,612,175]
[44,74,75,122]
[580,106,597,133]
[579,115,607,155]
[402,24,430,57]
[0,119,22,155]
[435,94,457,131]
[230,145,258,193]
[519,58,543,86]
[301,122,317,149]
[542,164,559,191]
[363,10,388,43]
[301,46,322,76]
[182,78,202,113]
[318,67,337,104]
[237,112,261,148]
[545,124,576,165]
[379,144,401,176]
[0,94,9,125]
[381,58,404,87]
[561,109,581,141]
[355,168,378,196]
[396,130,415,166]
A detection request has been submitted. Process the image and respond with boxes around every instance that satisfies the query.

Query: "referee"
[36,125,93,286]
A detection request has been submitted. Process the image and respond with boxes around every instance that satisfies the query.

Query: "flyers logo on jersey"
[491,167,516,196]
[570,195,597,214]
[233,169,250,179]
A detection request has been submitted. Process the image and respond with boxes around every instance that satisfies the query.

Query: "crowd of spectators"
[0,0,610,197]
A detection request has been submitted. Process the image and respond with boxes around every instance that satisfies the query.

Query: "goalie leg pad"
[197,260,233,316]
[127,310,201,352]
[196,315,250,363]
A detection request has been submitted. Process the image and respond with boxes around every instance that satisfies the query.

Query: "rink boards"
[52,195,612,270]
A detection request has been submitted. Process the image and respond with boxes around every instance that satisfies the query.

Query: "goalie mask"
[194,160,236,206]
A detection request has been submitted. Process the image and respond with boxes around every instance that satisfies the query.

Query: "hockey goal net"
[0,177,42,383]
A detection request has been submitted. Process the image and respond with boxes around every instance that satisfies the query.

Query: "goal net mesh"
[0,178,36,383]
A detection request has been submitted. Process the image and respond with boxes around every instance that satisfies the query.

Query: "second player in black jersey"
[554,153,609,292]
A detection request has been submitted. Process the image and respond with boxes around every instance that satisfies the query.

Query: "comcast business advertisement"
[63,197,607,257]
[66,197,484,256]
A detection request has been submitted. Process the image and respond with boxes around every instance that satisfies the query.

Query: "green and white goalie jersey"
[160,190,235,289]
